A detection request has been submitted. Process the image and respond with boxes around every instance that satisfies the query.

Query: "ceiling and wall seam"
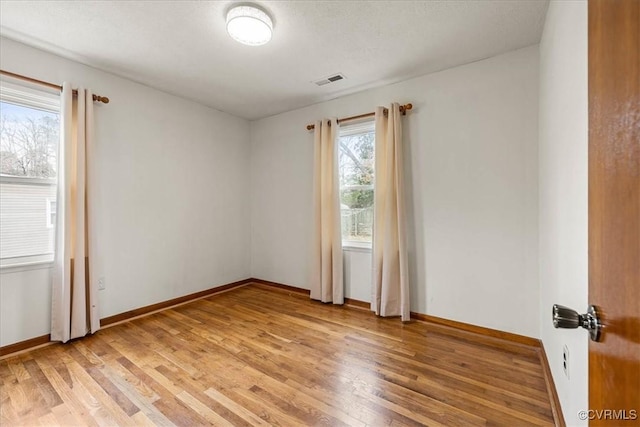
[0,1,549,120]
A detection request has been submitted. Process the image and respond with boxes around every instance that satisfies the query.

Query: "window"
[338,120,375,247]
[0,81,60,267]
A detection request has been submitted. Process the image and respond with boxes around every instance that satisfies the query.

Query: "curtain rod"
[0,69,110,104]
[305,103,412,131]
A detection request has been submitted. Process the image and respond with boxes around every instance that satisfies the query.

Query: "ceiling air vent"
[314,73,346,86]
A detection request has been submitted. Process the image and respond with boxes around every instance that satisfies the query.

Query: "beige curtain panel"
[371,103,410,321]
[51,83,100,343]
[310,118,344,304]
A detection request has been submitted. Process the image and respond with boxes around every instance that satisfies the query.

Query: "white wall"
[538,2,588,425]
[0,38,252,346]
[343,249,373,303]
[251,46,540,338]
[0,266,52,345]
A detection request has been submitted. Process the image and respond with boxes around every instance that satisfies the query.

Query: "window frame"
[0,80,60,269]
[338,119,375,250]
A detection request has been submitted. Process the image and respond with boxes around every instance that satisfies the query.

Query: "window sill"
[342,241,372,253]
[1,260,54,274]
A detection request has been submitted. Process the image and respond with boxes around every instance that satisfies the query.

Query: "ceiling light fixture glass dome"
[226,4,273,46]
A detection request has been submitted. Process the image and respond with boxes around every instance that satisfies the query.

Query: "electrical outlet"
[562,344,570,379]
[98,277,106,291]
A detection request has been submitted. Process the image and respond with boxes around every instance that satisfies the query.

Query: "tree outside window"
[1,102,59,178]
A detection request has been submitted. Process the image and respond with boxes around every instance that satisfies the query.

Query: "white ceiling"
[0,1,548,120]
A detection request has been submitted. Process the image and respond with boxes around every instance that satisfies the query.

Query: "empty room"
[0,0,637,426]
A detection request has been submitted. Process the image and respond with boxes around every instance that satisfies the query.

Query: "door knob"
[552,304,602,342]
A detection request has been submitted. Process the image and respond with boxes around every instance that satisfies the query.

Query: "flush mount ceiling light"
[226,4,273,46]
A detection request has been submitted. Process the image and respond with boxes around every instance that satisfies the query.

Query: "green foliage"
[341,188,373,209]
[339,131,374,210]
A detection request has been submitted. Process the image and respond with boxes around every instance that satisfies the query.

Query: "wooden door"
[588,0,640,425]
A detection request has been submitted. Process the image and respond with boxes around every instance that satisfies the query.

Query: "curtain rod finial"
[92,95,109,104]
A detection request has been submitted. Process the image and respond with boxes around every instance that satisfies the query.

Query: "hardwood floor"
[0,284,554,426]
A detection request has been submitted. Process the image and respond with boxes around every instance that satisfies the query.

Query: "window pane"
[338,124,374,243]
[341,188,373,241]
[1,102,59,178]
[0,99,59,264]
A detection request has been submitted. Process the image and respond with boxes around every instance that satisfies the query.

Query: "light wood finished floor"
[0,284,554,426]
